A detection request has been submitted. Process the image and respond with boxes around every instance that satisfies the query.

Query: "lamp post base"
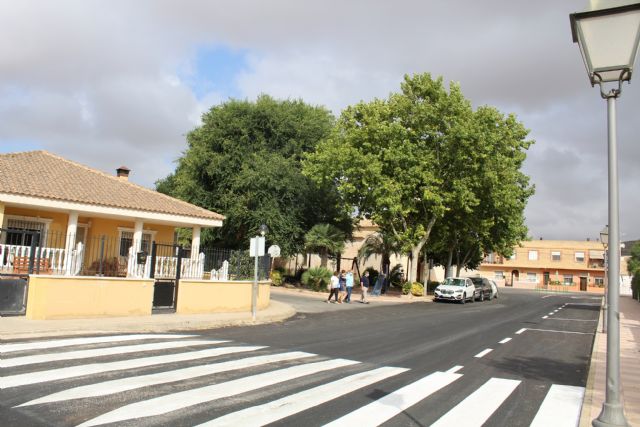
[593,402,629,427]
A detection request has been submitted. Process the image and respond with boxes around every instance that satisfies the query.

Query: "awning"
[589,250,605,259]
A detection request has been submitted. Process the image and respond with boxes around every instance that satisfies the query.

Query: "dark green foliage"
[156,95,351,255]
[301,267,333,292]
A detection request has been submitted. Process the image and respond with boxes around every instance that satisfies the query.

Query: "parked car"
[434,277,475,304]
[489,279,499,299]
[470,277,492,302]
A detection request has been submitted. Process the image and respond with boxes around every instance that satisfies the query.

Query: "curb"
[0,301,297,340]
[579,296,605,426]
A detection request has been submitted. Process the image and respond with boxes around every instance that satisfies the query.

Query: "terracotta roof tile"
[0,151,224,222]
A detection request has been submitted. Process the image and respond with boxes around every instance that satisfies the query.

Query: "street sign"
[250,236,265,257]
[268,245,281,258]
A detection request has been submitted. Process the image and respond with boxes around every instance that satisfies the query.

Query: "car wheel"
[469,292,474,303]
[461,294,466,304]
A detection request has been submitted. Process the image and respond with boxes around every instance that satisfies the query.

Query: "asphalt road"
[1,288,601,427]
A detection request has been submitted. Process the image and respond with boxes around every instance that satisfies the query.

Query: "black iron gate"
[0,228,42,315]
[149,242,183,312]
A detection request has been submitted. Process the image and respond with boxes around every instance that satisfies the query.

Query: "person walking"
[344,271,354,303]
[337,270,347,303]
[360,271,370,304]
[327,271,340,303]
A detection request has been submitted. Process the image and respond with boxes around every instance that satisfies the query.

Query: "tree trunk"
[407,217,437,283]
[320,250,327,268]
[446,247,453,278]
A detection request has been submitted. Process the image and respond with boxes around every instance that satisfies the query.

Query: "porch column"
[133,220,144,252]
[191,226,201,258]
[64,211,79,275]
[0,202,5,228]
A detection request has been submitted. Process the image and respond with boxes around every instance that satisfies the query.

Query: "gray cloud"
[1,0,638,240]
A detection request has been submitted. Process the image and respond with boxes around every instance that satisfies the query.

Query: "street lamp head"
[600,225,609,246]
[570,2,640,89]
[259,224,268,236]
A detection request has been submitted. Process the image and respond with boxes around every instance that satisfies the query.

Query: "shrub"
[301,267,332,292]
[270,270,283,286]
[402,281,411,295]
[410,282,424,296]
[632,274,640,301]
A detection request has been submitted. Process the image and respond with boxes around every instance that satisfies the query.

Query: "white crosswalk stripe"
[3,345,264,388]
[0,339,224,368]
[0,333,196,353]
[324,370,462,427]
[430,377,521,427]
[18,351,316,406]
[2,333,588,427]
[199,367,409,427]
[77,358,360,427]
[530,384,585,427]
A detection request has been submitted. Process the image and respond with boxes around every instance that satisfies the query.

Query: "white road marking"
[18,351,314,406]
[541,295,554,299]
[542,316,549,319]
[525,328,594,335]
[515,328,527,334]
[198,367,410,427]
[0,339,221,368]
[446,365,464,373]
[530,385,585,427]
[474,349,492,358]
[323,371,462,427]
[77,358,359,427]
[565,302,601,306]
[543,318,598,322]
[499,338,512,344]
[548,312,554,315]
[3,345,263,388]
[430,378,520,427]
[0,334,195,353]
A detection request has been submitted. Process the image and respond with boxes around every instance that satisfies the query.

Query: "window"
[563,274,573,285]
[575,252,585,263]
[528,250,538,261]
[118,230,153,257]
[494,271,504,279]
[551,251,561,261]
[527,273,537,282]
[595,277,604,286]
[2,216,51,246]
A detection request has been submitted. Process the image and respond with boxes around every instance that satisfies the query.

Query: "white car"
[434,277,475,304]
[489,279,499,299]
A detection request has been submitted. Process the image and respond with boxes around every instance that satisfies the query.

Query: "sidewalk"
[0,300,296,340]
[580,295,640,426]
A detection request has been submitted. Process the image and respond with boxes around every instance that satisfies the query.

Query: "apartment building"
[479,239,606,293]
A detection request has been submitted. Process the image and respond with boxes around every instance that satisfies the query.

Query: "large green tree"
[304,73,533,282]
[157,95,350,255]
[304,223,346,268]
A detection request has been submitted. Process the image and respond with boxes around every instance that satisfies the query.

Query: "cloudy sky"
[1,0,638,241]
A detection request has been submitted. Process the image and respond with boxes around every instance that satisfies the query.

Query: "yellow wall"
[177,280,271,314]
[26,276,154,319]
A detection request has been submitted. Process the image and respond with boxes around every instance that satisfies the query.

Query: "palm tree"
[358,232,401,277]
[304,223,346,268]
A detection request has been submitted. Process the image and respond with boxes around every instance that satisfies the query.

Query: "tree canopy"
[157,95,351,255]
[304,73,534,281]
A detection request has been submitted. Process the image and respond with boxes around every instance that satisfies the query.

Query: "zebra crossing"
[1,333,585,426]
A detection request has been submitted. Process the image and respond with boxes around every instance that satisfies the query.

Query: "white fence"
[0,242,84,276]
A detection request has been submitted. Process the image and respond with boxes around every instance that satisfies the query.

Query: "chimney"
[116,166,130,181]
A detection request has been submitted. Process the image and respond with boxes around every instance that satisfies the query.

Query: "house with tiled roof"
[0,151,269,319]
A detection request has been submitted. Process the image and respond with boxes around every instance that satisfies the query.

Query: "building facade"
[479,239,606,293]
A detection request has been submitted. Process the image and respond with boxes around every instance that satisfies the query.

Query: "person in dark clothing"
[360,271,370,304]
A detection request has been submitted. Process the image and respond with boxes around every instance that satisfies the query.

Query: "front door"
[580,276,588,291]
[543,272,550,287]
[150,242,183,312]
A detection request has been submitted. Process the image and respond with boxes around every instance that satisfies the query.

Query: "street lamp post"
[251,224,268,321]
[600,226,608,334]
[571,3,640,427]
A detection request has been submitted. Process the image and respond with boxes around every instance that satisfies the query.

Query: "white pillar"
[64,211,79,274]
[133,220,144,253]
[192,226,201,258]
